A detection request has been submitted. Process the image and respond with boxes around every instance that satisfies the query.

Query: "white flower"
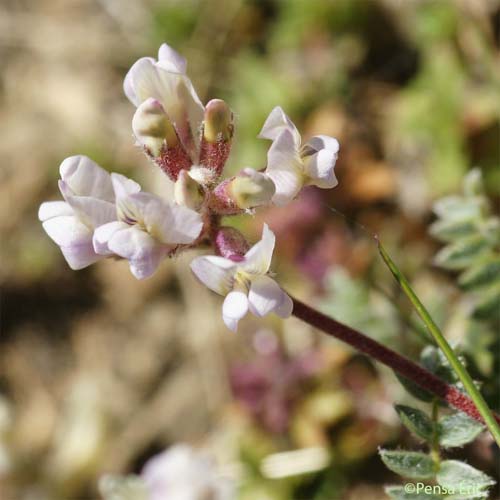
[39,155,117,270]
[100,445,234,500]
[124,43,204,161]
[141,445,234,500]
[190,224,293,332]
[94,174,203,280]
[259,106,339,206]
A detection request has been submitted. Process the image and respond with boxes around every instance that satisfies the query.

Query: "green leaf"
[396,374,434,403]
[429,219,476,243]
[463,168,484,197]
[379,450,436,479]
[471,284,500,321]
[433,196,484,222]
[420,346,460,384]
[436,460,495,492]
[395,405,434,442]
[385,485,443,499]
[434,236,491,270]
[459,256,500,290]
[438,412,484,448]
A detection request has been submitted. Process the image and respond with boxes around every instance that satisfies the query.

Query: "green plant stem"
[430,399,440,469]
[377,239,500,447]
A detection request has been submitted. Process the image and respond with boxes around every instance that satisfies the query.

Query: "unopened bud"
[214,227,250,259]
[132,98,178,156]
[199,100,233,177]
[209,168,275,215]
[230,168,275,209]
[174,170,204,210]
[203,99,233,143]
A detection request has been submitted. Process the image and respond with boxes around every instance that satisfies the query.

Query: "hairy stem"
[290,297,500,428]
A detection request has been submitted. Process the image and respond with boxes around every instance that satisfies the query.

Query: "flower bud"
[203,99,233,143]
[132,98,178,156]
[133,98,192,181]
[230,168,275,209]
[174,170,204,210]
[209,168,275,215]
[214,226,250,259]
[199,99,233,177]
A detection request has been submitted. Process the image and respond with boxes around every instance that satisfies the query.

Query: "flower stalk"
[377,239,500,446]
[291,297,500,429]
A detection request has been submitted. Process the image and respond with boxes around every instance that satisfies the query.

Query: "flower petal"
[38,201,73,221]
[157,43,187,73]
[175,76,205,156]
[164,204,203,244]
[222,291,249,332]
[123,56,156,106]
[248,275,286,317]
[59,181,116,228]
[93,221,129,255]
[42,215,100,269]
[258,106,300,146]
[243,224,275,275]
[60,241,102,270]
[190,255,236,295]
[42,215,92,247]
[275,292,293,318]
[265,129,304,206]
[124,57,204,156]
[303,135,339,155]
[304,149,338,189]
[117,192,202,245]
[111,173,141,199]
[123,66,137,105]
[107,226,167,279]
[59,156,114,201]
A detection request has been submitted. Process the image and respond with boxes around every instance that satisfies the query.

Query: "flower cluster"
[39,43,340,331]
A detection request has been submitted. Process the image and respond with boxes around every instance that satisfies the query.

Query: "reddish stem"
[291,297,500,425]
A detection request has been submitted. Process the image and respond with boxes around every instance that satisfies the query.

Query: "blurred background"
[0,0,499,498]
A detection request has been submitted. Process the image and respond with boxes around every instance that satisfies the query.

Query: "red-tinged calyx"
[199,99,233,177]
[133,98,192,181]
[208,178,241,215]
[155,143,192,181]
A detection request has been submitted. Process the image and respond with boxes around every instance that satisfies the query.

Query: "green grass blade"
[377,240,500,446]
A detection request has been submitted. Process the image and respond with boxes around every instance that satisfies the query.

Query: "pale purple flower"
[38,155,117,270]
[124,43,204,162]
[93,174,203,280]
[230,335,322,433]
[259,107,339,206]
[190,224,293,332]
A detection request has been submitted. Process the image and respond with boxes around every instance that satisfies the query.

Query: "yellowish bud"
[132,98,178,156]
[230,168,275,209]
[174,170,204,210]
[203,99,233,143]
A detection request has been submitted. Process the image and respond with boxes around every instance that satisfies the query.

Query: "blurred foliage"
[1,0,499,499]
[431,169,500,410]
